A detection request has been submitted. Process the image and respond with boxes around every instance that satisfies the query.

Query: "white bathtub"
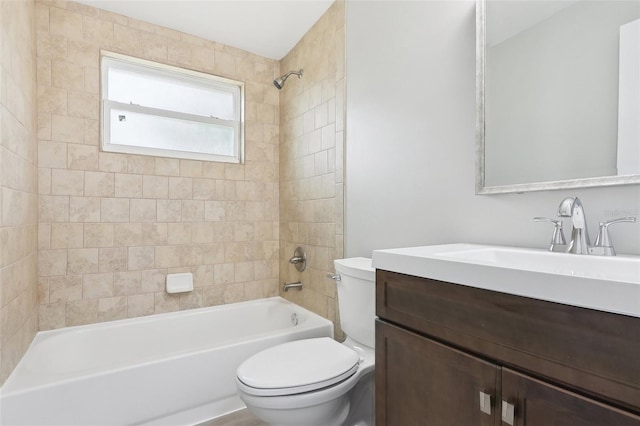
[0,297,333,426]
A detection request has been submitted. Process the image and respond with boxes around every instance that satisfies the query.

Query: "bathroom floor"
[199,409,267,426]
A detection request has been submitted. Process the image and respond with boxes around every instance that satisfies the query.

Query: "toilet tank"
[334,257,376,348]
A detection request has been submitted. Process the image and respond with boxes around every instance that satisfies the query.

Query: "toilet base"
[240,369,374,426]
[342,370,374,426]
[242,393,350,426]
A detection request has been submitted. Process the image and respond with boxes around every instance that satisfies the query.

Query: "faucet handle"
[534,217,566,252]
[592,217,636,256]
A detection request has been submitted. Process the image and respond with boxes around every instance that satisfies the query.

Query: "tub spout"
[283,282,303,292]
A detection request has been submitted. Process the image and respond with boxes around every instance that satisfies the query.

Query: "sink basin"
[437,245,639,282]
[372,244,640,317]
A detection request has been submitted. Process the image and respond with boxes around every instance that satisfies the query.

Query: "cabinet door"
[501,368,640,426]
[376,321,499,426]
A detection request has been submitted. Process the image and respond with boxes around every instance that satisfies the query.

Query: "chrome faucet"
[553,196,636,256]
[557,197,590,254]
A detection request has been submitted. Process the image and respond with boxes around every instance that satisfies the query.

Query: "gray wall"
[345,0,640,258]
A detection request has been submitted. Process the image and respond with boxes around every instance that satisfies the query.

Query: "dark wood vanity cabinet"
[375,270,640,426]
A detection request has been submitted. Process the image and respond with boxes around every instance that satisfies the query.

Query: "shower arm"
[282,70,303,80]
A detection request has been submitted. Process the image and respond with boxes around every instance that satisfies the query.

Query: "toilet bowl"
[236,257,376,426]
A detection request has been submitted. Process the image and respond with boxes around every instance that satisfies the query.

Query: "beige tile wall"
[0,0,39,384]
[36,0,281,330]
[279,1,345,338]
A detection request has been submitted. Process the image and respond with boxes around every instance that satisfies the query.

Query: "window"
[101,51,244,163]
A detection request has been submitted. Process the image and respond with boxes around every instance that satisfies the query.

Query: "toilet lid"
[236,337,360,396]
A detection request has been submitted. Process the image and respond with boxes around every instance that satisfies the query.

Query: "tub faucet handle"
[533,217,566,252]
[288,247,307,272]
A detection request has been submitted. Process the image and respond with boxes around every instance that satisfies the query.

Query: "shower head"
[273,69,303,90]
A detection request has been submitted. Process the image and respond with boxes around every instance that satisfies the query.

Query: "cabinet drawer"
[376,270,640,412]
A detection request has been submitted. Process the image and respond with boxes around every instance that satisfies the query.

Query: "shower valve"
[288,247,307,272]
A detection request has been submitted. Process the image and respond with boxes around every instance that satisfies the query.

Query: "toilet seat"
[237,337,360,397]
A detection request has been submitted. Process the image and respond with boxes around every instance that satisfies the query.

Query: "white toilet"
[236,257,376,426]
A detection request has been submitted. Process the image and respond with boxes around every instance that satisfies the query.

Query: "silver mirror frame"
[475,0,640,195]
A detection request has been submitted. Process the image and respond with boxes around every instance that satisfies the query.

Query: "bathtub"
[0,297,333,426]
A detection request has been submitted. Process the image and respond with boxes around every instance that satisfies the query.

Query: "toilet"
[236,257,376,426]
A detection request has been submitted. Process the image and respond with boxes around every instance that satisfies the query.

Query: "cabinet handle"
[501,400,515,425]
[479,391,492,415]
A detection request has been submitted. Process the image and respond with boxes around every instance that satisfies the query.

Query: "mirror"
[476,0,640,194]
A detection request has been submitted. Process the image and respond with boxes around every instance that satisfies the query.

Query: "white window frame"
[100,51,244,164]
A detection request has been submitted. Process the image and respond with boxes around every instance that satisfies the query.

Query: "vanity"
[372,244,640,425]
